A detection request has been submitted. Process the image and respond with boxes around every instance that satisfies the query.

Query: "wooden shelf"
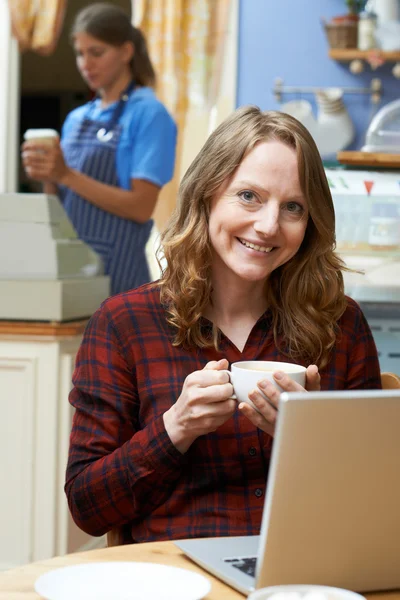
[329,49,400,61]
[337,150,400,168]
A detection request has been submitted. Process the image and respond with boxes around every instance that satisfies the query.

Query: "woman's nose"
[253,204,280,237]
[78,55,92,70]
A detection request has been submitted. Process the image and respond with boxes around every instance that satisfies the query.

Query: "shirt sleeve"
[130,103,177,187]
[61,112,73,141]
[345,300,382,389]
[64,302,187,537]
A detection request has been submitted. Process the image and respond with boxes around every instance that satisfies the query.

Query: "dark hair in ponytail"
[71,2,156,87]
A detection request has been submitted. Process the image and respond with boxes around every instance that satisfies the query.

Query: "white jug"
[281,89,355,159]
[315,88,355,158]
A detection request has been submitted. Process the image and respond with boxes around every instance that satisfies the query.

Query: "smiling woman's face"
[208,139,309,289]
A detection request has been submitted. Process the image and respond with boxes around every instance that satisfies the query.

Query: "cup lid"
[24,128,59,140]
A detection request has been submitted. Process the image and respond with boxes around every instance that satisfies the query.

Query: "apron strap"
[87,80,136,141]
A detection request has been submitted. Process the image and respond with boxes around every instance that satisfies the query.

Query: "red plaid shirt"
[65,284,381,542]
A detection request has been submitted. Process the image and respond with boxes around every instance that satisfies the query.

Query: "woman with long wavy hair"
[65,106,380,544]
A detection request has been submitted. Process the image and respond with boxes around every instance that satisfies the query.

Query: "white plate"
[34,561,212,600]
[247,585,366,600]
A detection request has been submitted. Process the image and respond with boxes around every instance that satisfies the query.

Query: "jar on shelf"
[368,201,400,250]
[358,10,378,50]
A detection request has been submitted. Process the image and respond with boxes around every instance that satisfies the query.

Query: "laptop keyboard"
[224,556,257,577]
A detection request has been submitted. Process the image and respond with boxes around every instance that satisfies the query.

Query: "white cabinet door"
[0,336,103,570]
[0,340,60,568]
[55,344,105,555]
[0,355,36,570]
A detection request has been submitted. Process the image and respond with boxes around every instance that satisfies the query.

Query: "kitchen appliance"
[362,98,400,153]
[0,193,110,321]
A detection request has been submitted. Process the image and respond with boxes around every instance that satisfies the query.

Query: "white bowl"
[247,585,365,600]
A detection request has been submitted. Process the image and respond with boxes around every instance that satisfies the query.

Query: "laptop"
[176,389,400,595]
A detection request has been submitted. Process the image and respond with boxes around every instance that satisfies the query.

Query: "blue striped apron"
[59,83,152,296]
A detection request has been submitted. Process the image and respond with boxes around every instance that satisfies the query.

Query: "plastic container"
[362,98,400,153]
[369,201,400,250]
[334,194,373,251]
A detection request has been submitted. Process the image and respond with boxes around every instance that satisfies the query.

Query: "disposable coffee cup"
[224,360,306,411]
[24,128,59,145]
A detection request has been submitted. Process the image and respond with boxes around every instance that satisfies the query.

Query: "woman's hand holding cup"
[164,359,321,451]
[163,358,236,454]
[227,361,320,437]
[21,128,69,184]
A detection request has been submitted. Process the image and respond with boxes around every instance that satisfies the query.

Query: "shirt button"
[249,447,257,456]
[254,488,263,498]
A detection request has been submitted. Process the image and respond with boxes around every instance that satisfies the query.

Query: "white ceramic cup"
[224,360,307,412]
[24,128,59,146]
[247,584,366,600]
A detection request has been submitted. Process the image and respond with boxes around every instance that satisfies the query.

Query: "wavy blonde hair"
[159,106,347,369]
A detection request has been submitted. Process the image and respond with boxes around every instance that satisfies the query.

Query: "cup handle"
[221,369,237,400]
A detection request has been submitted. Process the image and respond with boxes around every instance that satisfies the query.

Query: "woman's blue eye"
[239,190,256,203]
[285,202,303,214]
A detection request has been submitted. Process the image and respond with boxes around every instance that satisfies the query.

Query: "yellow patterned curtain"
[133,0,232,230]
[8,0,66,55]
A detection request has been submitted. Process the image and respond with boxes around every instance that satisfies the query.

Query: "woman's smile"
[237,237,274,254]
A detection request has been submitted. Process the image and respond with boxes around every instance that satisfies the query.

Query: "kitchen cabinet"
[0,320,105,571]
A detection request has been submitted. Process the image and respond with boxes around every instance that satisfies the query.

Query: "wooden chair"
[106,371,400,547]
[381,371,400,389]
[107,528,124,547]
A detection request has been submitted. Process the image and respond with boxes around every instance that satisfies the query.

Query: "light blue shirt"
[61,87,177,191]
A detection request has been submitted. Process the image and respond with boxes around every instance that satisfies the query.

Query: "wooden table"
[0,540,399,600]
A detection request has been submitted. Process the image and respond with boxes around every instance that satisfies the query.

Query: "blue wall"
[237,0,399,151]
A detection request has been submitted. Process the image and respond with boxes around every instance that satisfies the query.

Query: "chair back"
[107,524,134,547]
[107,527,126,547]
[381,371,400,389]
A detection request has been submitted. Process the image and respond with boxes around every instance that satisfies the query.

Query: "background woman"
[65,106,380,543]
[22,2,177,295]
